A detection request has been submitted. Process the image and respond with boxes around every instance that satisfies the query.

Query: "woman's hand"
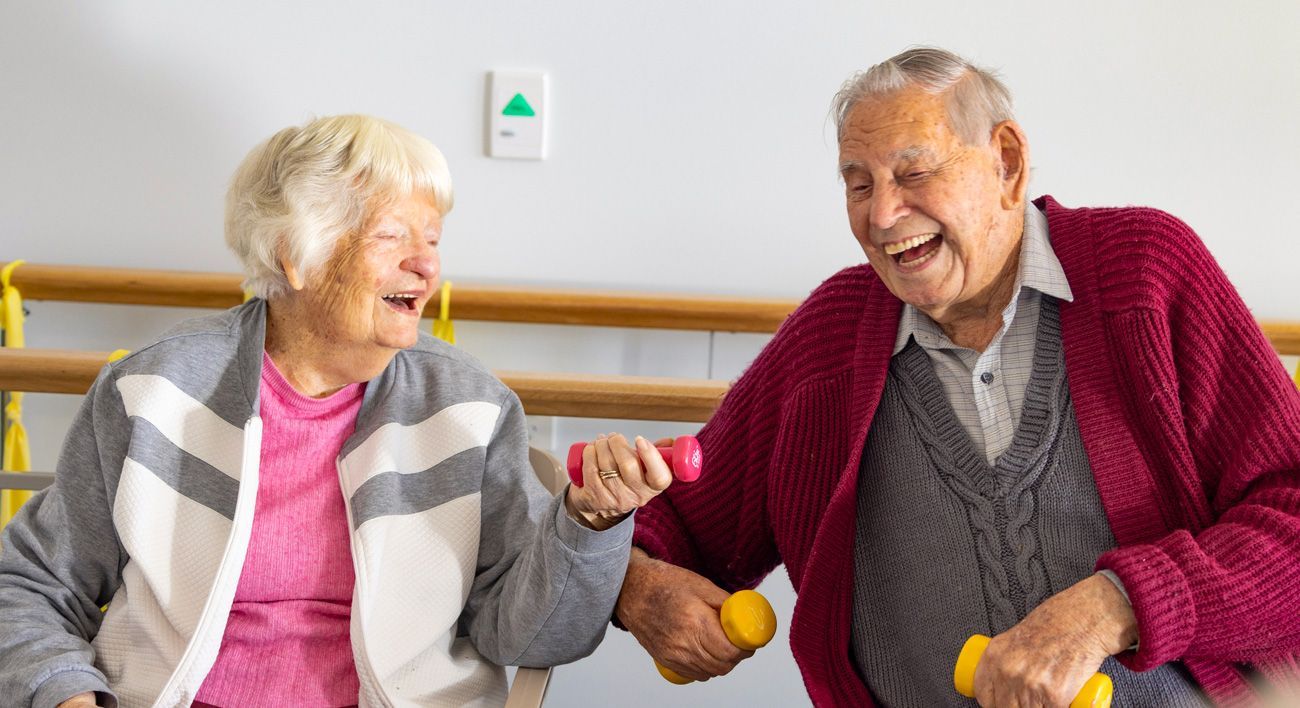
[973,574,1136,707]
[564,433,674,530]
[57,693,98,708]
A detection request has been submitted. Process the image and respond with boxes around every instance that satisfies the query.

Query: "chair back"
[503,446,568,708]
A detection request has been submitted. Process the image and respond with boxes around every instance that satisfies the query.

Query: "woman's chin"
[379,327,421,351]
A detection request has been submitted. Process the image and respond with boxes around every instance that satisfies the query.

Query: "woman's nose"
[404,240,439,280]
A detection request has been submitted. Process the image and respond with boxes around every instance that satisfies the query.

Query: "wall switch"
[488,70,547,160]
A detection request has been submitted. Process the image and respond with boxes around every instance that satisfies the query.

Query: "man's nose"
[869,182,910,231]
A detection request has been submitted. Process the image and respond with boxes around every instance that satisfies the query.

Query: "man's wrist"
[1087,572,1139,654]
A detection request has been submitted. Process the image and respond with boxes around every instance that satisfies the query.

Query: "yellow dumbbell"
[954,634,1113,708]
[656,589,778,685]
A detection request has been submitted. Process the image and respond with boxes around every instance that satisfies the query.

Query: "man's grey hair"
[832,47,1015,145]
[225,114,454,300]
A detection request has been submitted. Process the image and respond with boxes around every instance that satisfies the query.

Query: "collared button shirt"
[891,204,1074,464]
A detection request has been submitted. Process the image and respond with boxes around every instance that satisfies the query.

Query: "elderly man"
[614,48,1300,706]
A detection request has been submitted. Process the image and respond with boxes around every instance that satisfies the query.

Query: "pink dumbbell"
[566,436,703,487]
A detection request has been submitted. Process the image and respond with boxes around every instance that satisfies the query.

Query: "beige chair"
[1,453,566,708]
[503,445,570,708]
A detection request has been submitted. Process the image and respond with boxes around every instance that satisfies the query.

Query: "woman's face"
[305,191,442,352]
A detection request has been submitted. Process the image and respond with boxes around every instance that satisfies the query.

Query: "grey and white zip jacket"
[0,299,633,708]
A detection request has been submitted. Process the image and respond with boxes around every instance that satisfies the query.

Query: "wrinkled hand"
[616,547,753,681]
[974,574,1137,707]
[564,433,673,531]
[57,693,98,708]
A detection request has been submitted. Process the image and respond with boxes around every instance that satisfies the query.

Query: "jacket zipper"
[152,417,263,707]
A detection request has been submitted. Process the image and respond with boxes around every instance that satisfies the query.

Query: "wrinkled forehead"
[838,90,958,162]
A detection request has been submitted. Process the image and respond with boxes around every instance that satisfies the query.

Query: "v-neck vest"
[848,297,1204,707]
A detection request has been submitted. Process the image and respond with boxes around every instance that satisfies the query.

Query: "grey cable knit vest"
[849,298,1205,707]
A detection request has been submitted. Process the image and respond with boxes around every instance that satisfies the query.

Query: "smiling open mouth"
[381,293,419,312]
[884,233,942,266]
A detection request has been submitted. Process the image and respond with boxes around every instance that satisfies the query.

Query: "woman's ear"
[279,251,305,291]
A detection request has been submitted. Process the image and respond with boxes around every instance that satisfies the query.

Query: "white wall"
[3,1,1299,706]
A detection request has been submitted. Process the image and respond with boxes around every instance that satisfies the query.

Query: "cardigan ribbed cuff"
[1096,542,1195,671]
[631,504,705,575]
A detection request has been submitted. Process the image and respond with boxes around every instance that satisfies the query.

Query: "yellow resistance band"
[432,280,455,345]
[1,260,31,527]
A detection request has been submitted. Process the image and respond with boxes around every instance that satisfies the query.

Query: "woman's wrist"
[563,487,626,531]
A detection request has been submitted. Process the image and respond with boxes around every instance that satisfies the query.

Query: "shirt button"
[980,371,995,384]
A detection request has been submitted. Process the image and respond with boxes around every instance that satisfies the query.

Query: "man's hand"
[57,693,98,708]
[973,573,1137,707]
[616,547,753,681]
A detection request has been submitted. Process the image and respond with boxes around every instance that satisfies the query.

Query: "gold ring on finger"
[598,469,621,481]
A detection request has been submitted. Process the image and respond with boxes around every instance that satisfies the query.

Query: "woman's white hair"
[225,114,454,299]
[831,47,1014,145]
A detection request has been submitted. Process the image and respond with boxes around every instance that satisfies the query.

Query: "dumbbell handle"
[566,435,702,487]
[656,589,777,685]
[954,635,1113,708]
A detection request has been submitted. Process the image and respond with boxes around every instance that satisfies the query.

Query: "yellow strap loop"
[432,280,455,345]
[0,260,24,290]
[108,349,131,363]
[3,395,28,471]
[1,260,26,349]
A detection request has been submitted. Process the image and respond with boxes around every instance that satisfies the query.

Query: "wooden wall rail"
[1263,321,1300,356]
[0,349,729,423]
[3,262,1298,353]
[0,262,795,333]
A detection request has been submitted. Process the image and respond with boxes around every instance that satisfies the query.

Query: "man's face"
[838,87,1024,322]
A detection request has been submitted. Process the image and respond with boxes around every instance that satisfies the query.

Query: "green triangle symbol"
[502,93,536,117]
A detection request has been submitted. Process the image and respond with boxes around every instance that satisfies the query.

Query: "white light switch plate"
[488,70,547,160]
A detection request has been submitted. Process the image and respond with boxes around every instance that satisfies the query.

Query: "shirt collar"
[891,202,1073,355]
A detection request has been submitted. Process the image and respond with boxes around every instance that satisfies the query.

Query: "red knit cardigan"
[632,196,1300,706]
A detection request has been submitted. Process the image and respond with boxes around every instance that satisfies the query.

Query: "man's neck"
[929,247,1022,353]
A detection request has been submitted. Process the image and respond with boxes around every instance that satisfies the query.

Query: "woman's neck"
[263,297,392,398]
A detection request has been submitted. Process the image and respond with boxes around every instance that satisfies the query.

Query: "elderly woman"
[0,115,670,708]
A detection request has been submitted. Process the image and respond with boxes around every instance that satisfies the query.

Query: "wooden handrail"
[3,262,1297,353]
[0,349,729,423]
[1260,321,1300,357]
[0,262,795,333]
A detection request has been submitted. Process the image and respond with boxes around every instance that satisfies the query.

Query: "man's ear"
[278,248,305,291]
[992,120,1030,210]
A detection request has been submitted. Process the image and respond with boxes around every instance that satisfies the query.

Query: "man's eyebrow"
[840,145,935,174]
[892,145,931,162]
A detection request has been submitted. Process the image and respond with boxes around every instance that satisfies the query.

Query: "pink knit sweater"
[633,196,1300,706]
[194,354,363,707]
